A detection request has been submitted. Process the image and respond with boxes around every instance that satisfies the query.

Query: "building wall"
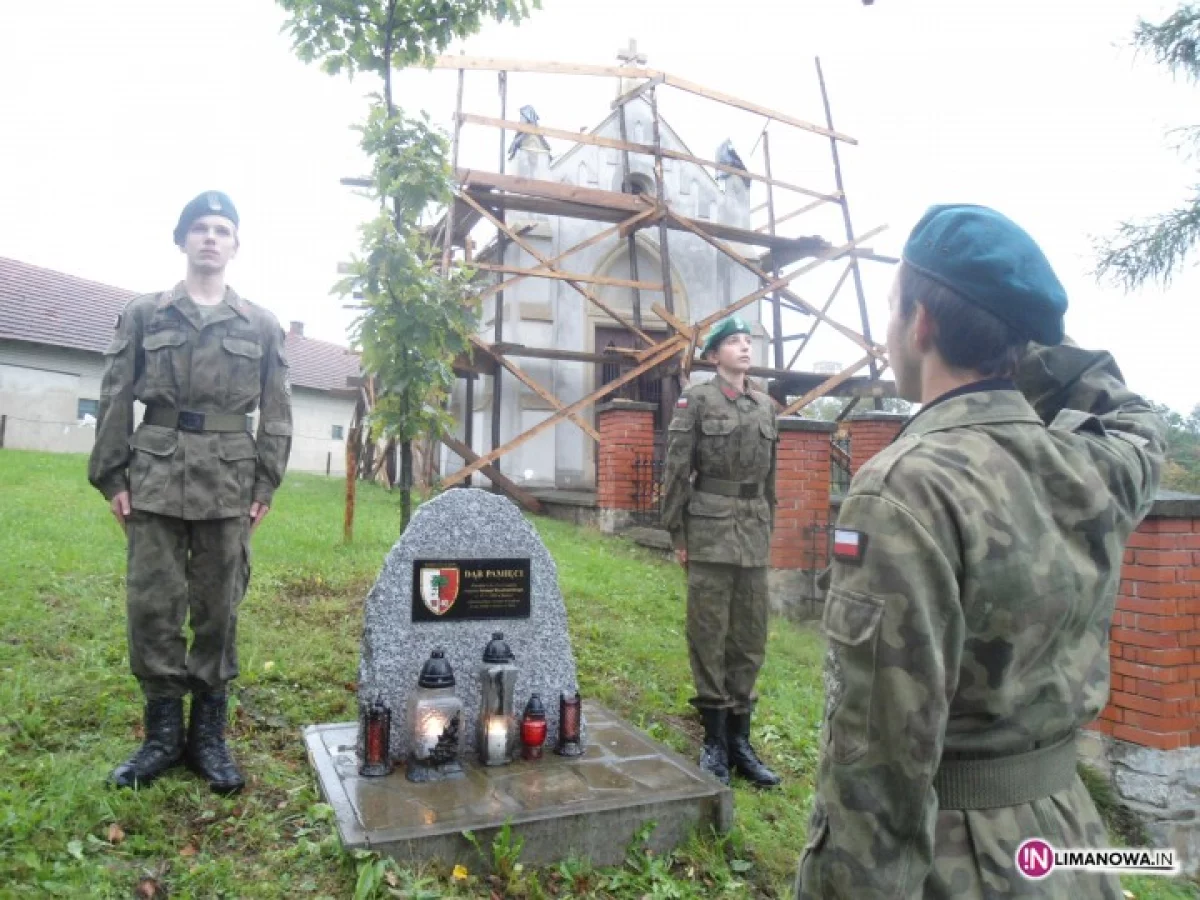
[0,339,354,475]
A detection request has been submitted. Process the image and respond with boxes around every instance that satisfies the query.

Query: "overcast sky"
[1,0,1196,412]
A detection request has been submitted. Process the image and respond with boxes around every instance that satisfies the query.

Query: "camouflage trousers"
[796,772,1123,898]
[686,562,769,713]
[125,511,251,699]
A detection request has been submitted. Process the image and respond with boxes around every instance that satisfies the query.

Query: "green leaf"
[66,840,83,861]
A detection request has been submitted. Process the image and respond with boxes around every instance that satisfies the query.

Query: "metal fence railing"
[631,452,666,527]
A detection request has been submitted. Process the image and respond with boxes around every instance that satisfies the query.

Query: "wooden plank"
[440,338,683,487]
[460,114,841,203]
[787,260,854,368]
[666,211,888,357]
[650,303,694,339]
[610,73,666,109]
[470,261,663,291]
[440,433,545,514]
[428,56,857,143]
[778,355,873,417]
[459,168,649,214]
[474,209,658,302]
[661,73,857,144]
[470,336,600,442]
[755,197,829,232]
[458,191,656,345]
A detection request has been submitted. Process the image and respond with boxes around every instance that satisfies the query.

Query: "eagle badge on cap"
[206,192,223,211]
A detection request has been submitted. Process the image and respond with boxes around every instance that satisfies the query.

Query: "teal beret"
[174,191,239,246]
[902,204,1067,346]
[701,314,752,357]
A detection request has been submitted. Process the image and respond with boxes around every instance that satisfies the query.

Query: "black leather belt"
[144,406,251,433]
[695,476,762,499]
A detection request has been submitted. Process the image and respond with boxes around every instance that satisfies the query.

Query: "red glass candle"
[520,693,547,760]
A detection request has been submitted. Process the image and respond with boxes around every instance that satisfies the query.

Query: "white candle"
[421,713,446,753]
[486,718,508,761]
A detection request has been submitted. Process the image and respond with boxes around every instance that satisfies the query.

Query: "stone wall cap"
[777,416,837,433]
[1149,489,1200,519]
[597,399,657,414]
[845,411,911,423]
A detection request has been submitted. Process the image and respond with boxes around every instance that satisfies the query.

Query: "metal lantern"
[555,690,584,757]
[359,693,394,777]
[520,693,548,761]
[405,649,465,783]
[477,632,519,766]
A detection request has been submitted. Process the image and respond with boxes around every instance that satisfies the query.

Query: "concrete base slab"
[304,702,733,871]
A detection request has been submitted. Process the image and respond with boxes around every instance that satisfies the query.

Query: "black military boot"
[727,711,781,789]
[109,697,186,789]
[186,692,245,795]
[698,707,731,786]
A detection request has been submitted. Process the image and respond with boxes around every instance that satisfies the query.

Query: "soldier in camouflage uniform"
[796,205,1165,897]
[88,191,293,794]
[662,314,781,789]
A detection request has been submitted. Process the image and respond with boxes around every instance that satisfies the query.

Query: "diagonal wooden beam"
[778,355,873,417]
[650,303,694,339]
[610,73,666,109]
[470,336,600,442]
[440,433,544,514]
[440,338,682,488]
[787,261,854,369]
[474,208,659,302]
[666,211,888,357]
[458,191,657,346]
[755,197,829,233]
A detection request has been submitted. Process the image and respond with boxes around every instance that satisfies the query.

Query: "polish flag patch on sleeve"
[832,529,866,564]
[676,397,688,408]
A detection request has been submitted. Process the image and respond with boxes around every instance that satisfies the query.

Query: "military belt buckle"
[177,410,205,433]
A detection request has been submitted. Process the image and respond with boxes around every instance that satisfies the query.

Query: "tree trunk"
[400,438,413,532]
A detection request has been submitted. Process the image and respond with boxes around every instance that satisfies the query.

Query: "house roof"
[0,256,360,395]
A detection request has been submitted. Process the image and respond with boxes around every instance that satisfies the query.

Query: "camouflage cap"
[902,204,1067,345]
[701,314,752,357]
[173,191,239,246]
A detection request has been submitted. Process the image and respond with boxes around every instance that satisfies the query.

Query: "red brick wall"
[846,414,907,475]
[1089,516,1200,750]
[771,421,835,570]
[596,402,655,511]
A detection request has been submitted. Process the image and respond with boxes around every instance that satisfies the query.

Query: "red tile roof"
[0,256,360,394]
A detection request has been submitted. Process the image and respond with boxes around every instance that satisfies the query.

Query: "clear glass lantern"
[477,632,518,766]
[405,649,465,783]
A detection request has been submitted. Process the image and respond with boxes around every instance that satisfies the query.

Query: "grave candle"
[486,717,508,760]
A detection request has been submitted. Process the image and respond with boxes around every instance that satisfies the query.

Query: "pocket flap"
[130,427,178,457]
[263,420,292,437]
[701,417,735,436]
[687,490,734,518]
[1049,407,1106,437]
[222,336,264,360]
[822,586,884,646]
[218,434,258,462]
[759,419,778,441]
[143,330,187,351]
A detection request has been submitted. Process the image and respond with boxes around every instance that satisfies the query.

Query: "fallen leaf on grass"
[136,877,162,899]
[179,843,197,858]
[276,800,288,810]
[385,871,399,887]
[106,823,125,844]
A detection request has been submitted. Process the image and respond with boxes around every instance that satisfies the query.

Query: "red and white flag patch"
[832,529,866,564]
[676,397,688,408]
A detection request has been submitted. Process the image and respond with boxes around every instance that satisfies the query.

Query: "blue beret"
[701,314,752,357]
[173,191,239,246]
[902,204,1067,346]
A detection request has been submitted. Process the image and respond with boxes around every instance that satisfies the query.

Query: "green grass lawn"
[0,448,1196,899]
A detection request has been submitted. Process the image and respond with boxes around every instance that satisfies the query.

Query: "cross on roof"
[617,39,647,66]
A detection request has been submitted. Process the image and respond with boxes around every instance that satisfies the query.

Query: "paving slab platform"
[304,702,733,870]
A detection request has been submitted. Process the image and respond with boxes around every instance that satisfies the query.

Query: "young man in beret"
[795,205,1165,897]
[662,314,781,789]
[89,191,293,794]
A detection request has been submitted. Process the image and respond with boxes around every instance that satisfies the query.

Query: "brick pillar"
[845,411,908,475]
[769,418,835,619]
[1078,495,1200,875]
[596,400,656,533]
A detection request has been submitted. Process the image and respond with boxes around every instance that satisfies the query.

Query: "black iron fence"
[830,435,851,496]
[632,452,666,527]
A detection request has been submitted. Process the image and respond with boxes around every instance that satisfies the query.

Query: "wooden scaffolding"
[345,46,897,515]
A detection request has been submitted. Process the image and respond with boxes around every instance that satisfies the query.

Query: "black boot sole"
[185,757,246,795]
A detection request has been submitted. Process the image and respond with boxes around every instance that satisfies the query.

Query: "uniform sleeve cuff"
[253,484,276,508]
[97,474,129,501]
[670,529,686,552]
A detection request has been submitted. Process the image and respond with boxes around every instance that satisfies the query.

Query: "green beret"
[902,204,1067,345]
[701,314,752,357]
[173,191,239,246]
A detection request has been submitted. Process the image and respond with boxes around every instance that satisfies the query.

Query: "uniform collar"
[897,378,1043,440]
[157,282,251,328]
[713,372,751,402]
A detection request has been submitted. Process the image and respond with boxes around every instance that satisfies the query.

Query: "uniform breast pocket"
[698,416,736,471]
[220,336,264,407]
[142,330,187,394]
[821,586,885,764]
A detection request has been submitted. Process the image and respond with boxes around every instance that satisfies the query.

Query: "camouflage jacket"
[661,373,778,567]
[87,283,293,520]
[797,338,1165,898]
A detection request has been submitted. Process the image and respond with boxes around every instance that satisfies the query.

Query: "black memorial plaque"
[411,558,532,623]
